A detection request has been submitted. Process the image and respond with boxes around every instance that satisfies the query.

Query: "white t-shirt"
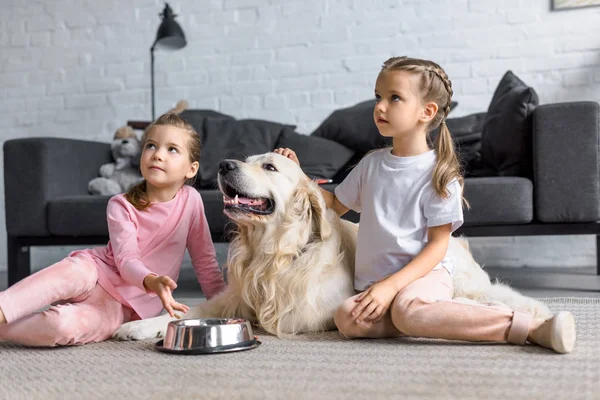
[335,148,464,290]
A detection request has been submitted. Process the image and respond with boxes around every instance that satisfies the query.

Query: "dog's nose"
[219,160,238,175]
[122,139,129,144]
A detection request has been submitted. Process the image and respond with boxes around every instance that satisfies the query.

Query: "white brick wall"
[1,0,600,271]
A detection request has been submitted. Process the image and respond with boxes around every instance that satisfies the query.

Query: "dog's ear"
[305,180,332,242]
[289,179,332,242]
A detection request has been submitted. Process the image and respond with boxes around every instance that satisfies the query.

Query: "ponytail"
[432,121,469,208]
[125,180,150,211]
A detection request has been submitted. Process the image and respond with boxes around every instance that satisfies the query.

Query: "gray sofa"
[4,101,600,287]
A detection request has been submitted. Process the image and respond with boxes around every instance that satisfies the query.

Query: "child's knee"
[61,257,98,299]
[32,308,79,346]
[334,298,359,338]
[39,306,100,346]
[69,257,98,282]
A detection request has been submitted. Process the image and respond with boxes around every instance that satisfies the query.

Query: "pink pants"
[334,269,532,344]
[0,256,134,347]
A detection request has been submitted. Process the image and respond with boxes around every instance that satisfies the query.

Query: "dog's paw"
[112,319,167,341]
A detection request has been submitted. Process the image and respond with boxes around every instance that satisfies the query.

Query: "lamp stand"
[150,45,156,121]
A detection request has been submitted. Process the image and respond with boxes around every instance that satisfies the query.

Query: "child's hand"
[274,147,300,166]
[143,274,189,317]
[351,279,398,326]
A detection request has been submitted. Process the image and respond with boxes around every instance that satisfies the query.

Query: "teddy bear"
[88,126,144,196]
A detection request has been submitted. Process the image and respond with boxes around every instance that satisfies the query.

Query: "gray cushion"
[48,195,111,236]
[533,102,600,223]
[331,179,532,226]
[463,177,533,225]
[48,191,231,239]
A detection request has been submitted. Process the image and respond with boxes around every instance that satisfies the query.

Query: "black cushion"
[195,119,296,189]
[462,177,533,225]
[48,191,231,239]
[477,71,539,178]
[48,195,111,236]
[275,130,355,179]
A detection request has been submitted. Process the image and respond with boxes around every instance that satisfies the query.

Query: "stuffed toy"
[88,126,144,196]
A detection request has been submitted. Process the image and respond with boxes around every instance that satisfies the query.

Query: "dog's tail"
[488,279,552,320]
[452,236,553,320]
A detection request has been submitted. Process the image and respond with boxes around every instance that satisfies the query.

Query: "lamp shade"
[153,3,186,50]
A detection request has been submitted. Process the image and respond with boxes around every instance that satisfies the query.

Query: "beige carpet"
[1,298,599,400]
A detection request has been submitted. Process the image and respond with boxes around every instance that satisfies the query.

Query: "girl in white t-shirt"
[275,56,576,354]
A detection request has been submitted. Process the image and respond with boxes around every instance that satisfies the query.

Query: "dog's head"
[217,152,331,240]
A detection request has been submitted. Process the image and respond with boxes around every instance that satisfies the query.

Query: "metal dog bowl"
[155,318,261,355]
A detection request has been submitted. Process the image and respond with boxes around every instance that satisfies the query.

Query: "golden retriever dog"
[113,152,550,340]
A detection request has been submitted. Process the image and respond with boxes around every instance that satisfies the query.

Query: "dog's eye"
[263,163,277,172]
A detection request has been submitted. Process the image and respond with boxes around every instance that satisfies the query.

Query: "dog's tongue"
[238,197,266,206]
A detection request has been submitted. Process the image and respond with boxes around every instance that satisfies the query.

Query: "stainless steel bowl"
[155,318,261,355]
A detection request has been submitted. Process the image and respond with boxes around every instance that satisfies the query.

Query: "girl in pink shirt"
[0,113,226,346]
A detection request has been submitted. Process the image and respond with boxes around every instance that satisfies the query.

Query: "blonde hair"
[125,112,201,211]
[380,56,468,207]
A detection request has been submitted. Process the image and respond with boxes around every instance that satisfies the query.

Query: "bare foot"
[0,307,6,324]
[527,311,576,354]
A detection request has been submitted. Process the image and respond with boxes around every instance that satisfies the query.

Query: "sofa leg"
[7,237,30,287]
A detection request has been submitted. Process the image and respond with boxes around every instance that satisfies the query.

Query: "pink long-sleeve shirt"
[71,185,226,319]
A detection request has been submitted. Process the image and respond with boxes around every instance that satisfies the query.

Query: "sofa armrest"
[3,137,112,236]
[533,101,600,222]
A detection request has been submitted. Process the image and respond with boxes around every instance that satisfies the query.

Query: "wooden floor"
[2,266,600,298]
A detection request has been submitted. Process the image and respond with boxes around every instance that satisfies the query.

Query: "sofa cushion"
[195,119,296,189]
[329,179,532,226]
[275,130,355,179]
[462,177,533,225]
[304,179,532,226]
[48,195,111,236]
[477,71,539,178]
[48,191,231,240]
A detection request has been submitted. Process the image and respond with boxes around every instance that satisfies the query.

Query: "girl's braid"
[425,66,453,118]
[383,58,453,119]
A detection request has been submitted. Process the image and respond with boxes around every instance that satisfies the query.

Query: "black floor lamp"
[151,3,186,120]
